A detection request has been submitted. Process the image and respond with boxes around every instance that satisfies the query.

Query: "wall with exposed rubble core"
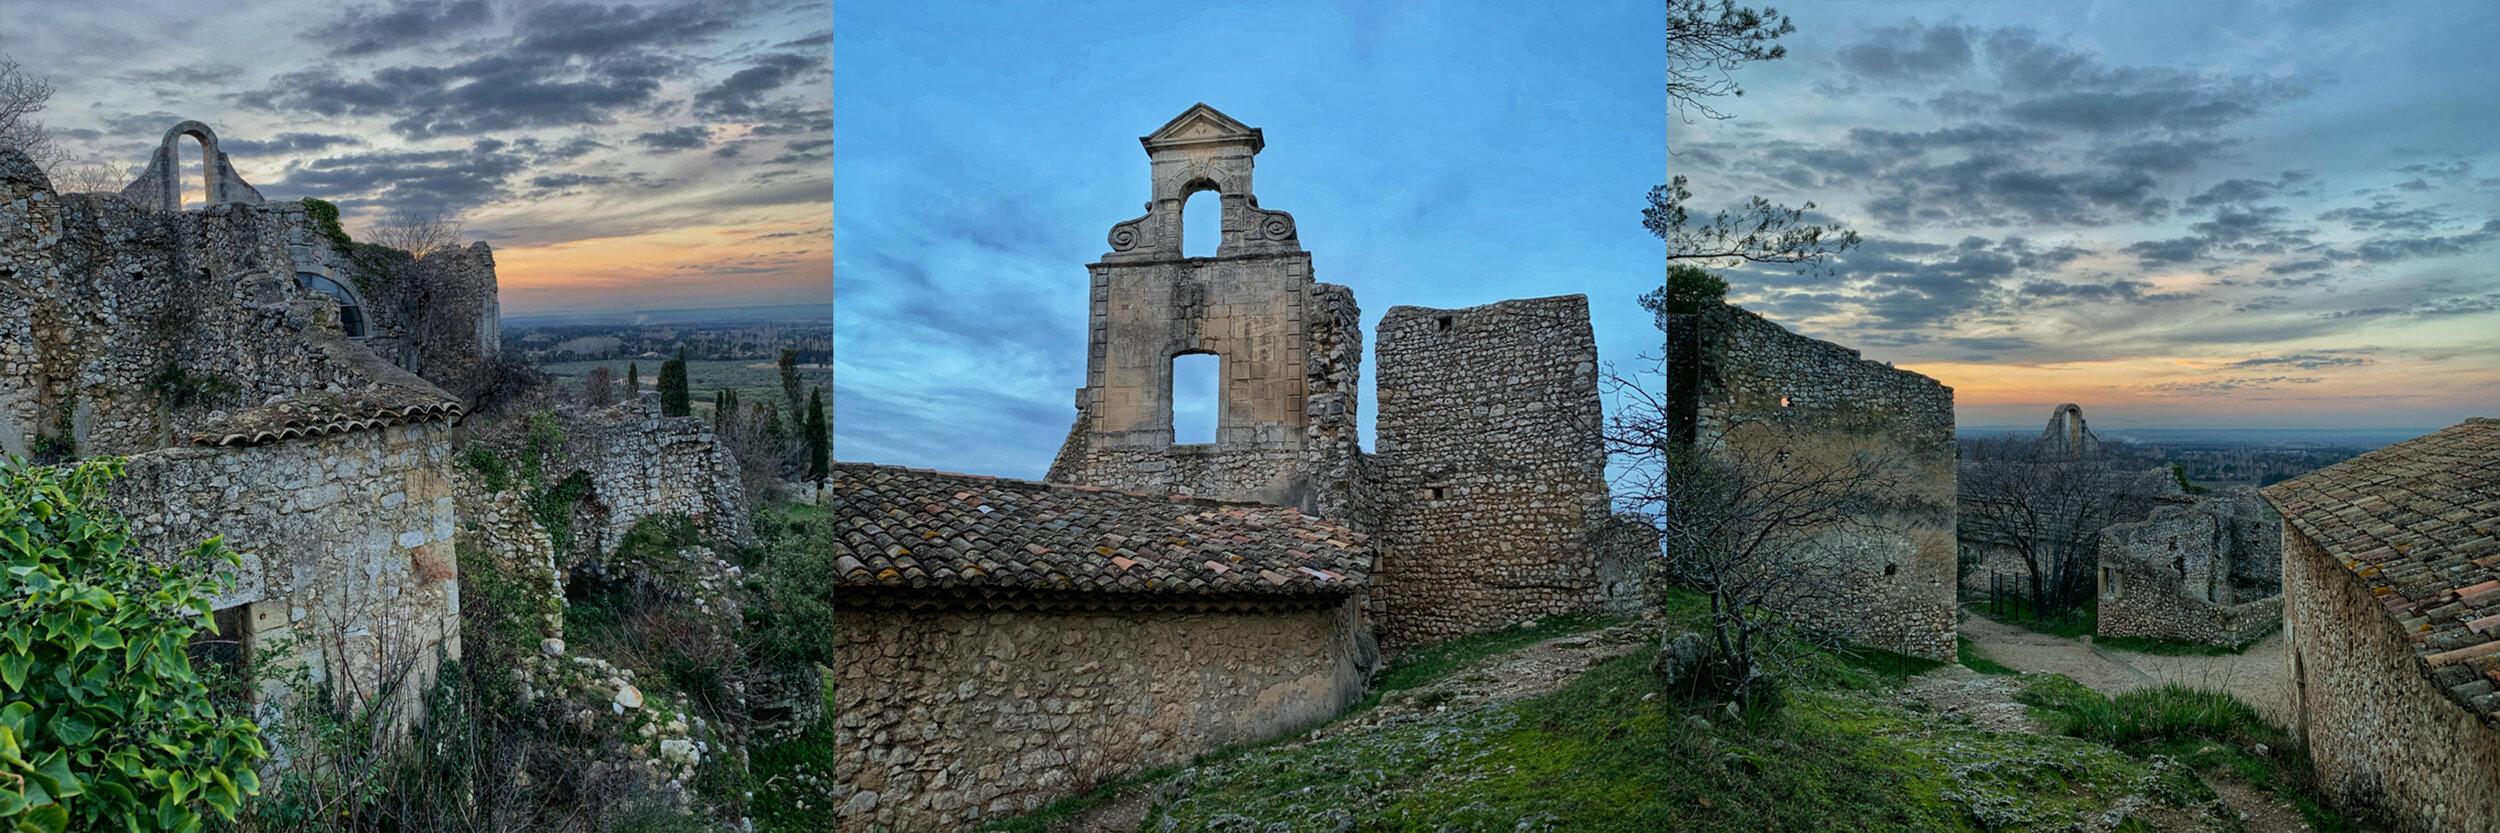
[562,395,754,559]
[0,149,502,459]
[0,147,501,461]
[1665,303,1959,661]
[2283,527,2500,833]
[103,421,462,711]
[829,595,1367,830]
[2097,489,2283,647]
[1365,295,1642,647]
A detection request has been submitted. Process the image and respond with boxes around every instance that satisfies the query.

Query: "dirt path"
[1048,621,1658,832]
[1927,612,2322,832]
[1955,612,2290,726]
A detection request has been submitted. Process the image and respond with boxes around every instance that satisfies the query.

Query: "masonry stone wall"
[2284,527,2500,833]
[0,146,495,460]
[1366,295,1640,647]
[567,395,754,558]
[1668,303,1959,660]
[829,596,1369,831]
[105,422,462,708]
[2097,489,2283,647]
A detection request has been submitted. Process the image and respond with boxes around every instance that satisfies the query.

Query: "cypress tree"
[626,362,641,397]
[805,386,829,483]
[659,347,691,417]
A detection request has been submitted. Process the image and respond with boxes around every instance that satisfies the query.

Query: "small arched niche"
[295,272,367,339]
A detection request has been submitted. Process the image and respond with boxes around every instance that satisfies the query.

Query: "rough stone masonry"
[1044,104,1645,650]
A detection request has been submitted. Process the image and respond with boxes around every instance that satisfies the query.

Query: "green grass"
[1959,637,2018,675]
[749,666,841,832]
[2015,677,2363,833]
[1352,610,1628,712]
[1969,597,2097,639]
[537,358,832,410]
[1147,649,2199,832]
[1830,645,1946,686]
[2096,634,2247,656]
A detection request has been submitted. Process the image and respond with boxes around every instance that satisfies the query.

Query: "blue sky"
[4,0,830,314]
[833,0,1668,478]
[833,0,2500,479]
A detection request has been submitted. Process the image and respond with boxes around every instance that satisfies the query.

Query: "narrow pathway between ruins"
[1930,611,2324,833]
[1954,610,2291,726]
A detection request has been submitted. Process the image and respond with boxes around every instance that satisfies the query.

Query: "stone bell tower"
[1046,104,1363,516]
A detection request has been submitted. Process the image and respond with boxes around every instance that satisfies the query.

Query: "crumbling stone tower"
[1046,104,1364,517]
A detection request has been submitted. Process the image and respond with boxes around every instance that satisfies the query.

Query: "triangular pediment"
[1140,103,1263,153]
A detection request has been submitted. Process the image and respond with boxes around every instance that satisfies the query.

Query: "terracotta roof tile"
[829,461,1370,597]
[2265,417,2500,719]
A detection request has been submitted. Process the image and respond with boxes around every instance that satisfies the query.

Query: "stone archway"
[118,120,265,213]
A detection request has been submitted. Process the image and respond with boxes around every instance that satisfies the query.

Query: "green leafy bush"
[0,457,266,832]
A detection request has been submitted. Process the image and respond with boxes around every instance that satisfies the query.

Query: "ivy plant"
[0,457,266,832]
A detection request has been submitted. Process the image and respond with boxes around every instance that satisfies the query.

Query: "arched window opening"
[1182,188,1221,257]
[1172,352,1219,444]
[296,272,367,339]
[180,135,207,211]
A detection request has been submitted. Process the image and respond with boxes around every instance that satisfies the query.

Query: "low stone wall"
[830,595,1369,830]
[2098,497,2284,647]
[105,422,460,709]
[2285,527,2500,832]
[2099,565,2282,647]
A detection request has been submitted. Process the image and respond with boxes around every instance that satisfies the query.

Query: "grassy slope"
[1144,648,2196,832]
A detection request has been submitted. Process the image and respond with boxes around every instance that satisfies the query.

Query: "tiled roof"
[2263,418,2500,719]
[190,392,463,447]
[830,462,1370,598]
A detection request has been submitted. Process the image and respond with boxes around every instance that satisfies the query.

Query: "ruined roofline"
[829,460,1356,530]
[1379,293,1591,317]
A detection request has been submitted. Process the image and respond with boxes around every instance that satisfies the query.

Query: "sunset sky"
[832,0,2500,479]
[1,0,830,315]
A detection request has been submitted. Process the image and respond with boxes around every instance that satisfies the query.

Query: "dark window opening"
[1182,189,1221,257]
[1436,316,1453,332]
[1884,563,1898,577]
[188,604,250,701]
[1172,353,1219,444]
[1426,486,1446,500]
[295,272,367,339]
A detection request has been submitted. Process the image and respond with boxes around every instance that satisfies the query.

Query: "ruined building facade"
[2,124,750,780]
[1044,104,1642,650]
[1659,303,1961,661]
[2095,486,2283,648]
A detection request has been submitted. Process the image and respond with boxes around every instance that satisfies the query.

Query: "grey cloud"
[221,132,368,155]
[2085,137,2238,173]
[2146,376,2324,395]
[2227,353,2371,370]
[633,125,712,152]
[2183,178,2277,207]
[265,144,529,217]
[693,52,823,118]
[1836,24,1977,82]
[307,0,494,57]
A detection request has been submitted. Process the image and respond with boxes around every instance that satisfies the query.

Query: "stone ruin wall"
[2282,527,2500,833]
[1047,252,1365,520]
[103,422,462,709]
[2097,489,2283,647]
[564,394,755,559]
[1366,295,1642,648]
[1670,303,1959,661]
[829,597,1368,830]
[0,147,498,459]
